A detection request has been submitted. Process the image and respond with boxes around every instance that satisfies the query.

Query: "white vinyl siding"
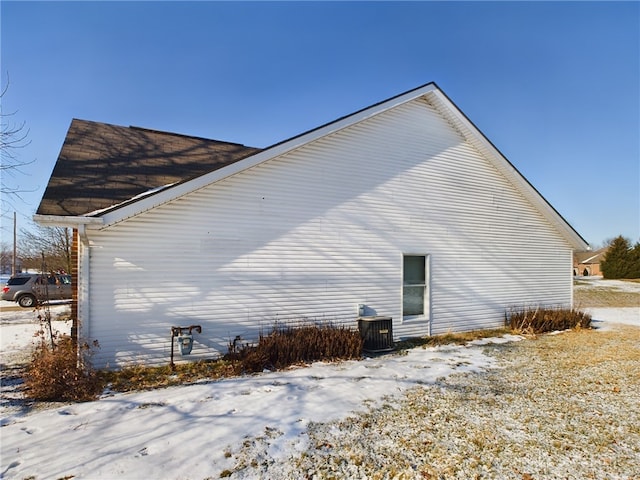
[84,96,574,368]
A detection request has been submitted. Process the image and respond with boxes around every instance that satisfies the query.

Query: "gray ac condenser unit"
[358,316,394,353]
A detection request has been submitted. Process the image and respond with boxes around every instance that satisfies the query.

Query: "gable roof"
[36,119,261,216]
[34,82,589,250]
[574,247,608,264]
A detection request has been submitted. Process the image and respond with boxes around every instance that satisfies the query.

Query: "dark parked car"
[1,273,72,308]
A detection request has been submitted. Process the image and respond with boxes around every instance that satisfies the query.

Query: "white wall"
[84,97,573,368]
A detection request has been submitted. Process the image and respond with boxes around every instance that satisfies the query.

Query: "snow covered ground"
[587,306,640,329]
[0,302,72,367]
[0,279,638,479]
[575,275,640,329]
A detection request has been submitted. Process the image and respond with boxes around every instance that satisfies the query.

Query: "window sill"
[402,314,428,323]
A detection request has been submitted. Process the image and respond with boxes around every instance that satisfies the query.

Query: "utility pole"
[12,211,17,275]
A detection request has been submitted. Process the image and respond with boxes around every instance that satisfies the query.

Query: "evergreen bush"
[600,235,640,279]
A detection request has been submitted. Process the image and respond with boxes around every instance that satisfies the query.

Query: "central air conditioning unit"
[358,316,394,353]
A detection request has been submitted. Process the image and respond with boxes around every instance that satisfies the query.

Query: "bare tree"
[1,241,14,274]
[1,75,34,209]
[20,224,72,273]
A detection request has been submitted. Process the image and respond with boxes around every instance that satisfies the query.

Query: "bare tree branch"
[1,73,36,213]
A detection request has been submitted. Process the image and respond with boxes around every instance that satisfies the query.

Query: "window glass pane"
[403,256,425,285]
[403,286,424,316]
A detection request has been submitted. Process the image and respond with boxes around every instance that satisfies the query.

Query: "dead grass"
[281,326,640,479]
[573,278,640,307]
[100,359,240,393]
[514,326,640,402]
[395,328,510,350]
[574,287,639,307]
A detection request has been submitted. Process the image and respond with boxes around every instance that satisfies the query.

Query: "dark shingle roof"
[36,119,261,216]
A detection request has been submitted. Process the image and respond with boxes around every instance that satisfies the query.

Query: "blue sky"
[1,1,638,248]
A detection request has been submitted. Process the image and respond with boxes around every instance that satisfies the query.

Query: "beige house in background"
[573,247,608,276]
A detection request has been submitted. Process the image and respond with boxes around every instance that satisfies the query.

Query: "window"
[403,255,427,317]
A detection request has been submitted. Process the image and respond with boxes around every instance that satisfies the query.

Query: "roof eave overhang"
[33,214,104,228]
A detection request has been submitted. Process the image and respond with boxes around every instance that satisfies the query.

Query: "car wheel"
[18,294,37,308]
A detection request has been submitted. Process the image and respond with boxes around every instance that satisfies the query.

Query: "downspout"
[570,249,576,309]
[75,224,91,345]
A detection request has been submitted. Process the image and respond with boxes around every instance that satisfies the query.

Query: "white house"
[35,82,589,369]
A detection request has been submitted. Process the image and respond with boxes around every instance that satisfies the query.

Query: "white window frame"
[402,253,430,323]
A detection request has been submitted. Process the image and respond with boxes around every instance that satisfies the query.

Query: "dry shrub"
[507,306,591,334]
[227,325,363,373]
[24,336,102,402]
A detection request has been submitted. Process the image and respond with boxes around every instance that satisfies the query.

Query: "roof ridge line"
[127,125,253,147]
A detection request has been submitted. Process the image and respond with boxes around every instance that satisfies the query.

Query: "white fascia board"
[98,83,440,228]
[580,254,601,264]
[33,214,104,228]
[427,89,589,251]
